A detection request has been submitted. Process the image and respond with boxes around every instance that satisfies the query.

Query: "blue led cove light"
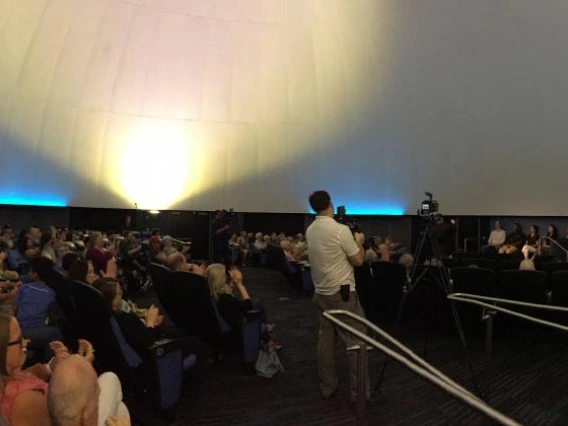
[0,195,67,207]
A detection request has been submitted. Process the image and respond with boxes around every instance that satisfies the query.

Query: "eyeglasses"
[7,337,23,347]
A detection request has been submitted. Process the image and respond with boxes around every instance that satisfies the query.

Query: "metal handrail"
[447,293,568,333]
[324,310,520,426]
[538,236,568,259]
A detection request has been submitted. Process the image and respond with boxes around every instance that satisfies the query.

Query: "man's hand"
[354,232,365,246]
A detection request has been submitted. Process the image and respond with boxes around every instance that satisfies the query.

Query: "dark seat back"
[71,281,124,375]
[451,267,496,296]
[169,271,222,347]
[465,259,497,271]
[148,263,172,305]
[551,271,568,307]
[498,270,548,304]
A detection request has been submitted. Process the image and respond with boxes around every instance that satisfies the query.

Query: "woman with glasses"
[0,312,129,425]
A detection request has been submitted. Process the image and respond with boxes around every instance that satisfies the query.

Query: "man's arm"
[346,232,365,267]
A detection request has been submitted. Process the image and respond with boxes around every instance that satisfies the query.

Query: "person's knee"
[98,372,123,401]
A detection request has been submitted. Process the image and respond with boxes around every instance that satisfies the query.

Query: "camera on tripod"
[419,192,439,219]
[336,205,360,233]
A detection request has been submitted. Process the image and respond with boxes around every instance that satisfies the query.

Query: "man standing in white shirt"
[306,190,369,403]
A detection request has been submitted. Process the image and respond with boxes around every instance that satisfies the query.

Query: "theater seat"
[498,270,547,304]
[71,281,188,411]
[168,271,262,367]
[451,267,496,296]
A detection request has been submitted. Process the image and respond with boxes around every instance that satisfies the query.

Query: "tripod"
[374,218,480,396]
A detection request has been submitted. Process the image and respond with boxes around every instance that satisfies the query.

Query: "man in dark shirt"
[212,211,231,264]
[499,223,526,255]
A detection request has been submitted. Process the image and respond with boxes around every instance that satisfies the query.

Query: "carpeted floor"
[131,267,568,426]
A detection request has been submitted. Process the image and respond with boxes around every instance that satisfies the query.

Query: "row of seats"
[148,263,262,369]
[47,270,189,412]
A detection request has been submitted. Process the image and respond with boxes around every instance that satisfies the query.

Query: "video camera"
[336,205,361,234]
[419,192,439,219]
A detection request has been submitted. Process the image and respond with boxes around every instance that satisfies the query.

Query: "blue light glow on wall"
[342,206,405,216]
[0,195,67,207]
[306,202,405,215]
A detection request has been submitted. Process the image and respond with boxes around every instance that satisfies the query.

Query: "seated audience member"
[237,231,252,266]
[519,259,536,271]
[60,252,80,278]
[47,354,131,426]
[228,234,238,248]
[85,232,114,275]
[399,253,414,273]
[481,220,506,256]
[0,312,128,425]
[161,235,187,258]
[0,225,13,250]
[280,240,297,262]
[364,239,379,263]
[118,232,145,272]
[498,223,526,255]
[540,224,558,254]
[39,232,56,261]
[15,256,61,361]
[148,232,166,264]
[0,249,19,283]
[53,241,70,271]
[166,252,205,275]
[294,233,307,251]
[26,227,42,258]
[521,225,540,260]
[205,264,277,349]
[253,233,266,253]
[94,277,209,363]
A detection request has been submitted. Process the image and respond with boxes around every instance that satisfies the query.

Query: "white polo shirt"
[306,215,360,295]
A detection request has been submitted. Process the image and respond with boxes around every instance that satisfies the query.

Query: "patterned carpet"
[131,267,568,426]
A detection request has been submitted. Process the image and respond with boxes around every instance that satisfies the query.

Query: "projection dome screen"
[1,0,567,215]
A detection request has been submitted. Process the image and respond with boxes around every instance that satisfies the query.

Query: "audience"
[39,232,56,262]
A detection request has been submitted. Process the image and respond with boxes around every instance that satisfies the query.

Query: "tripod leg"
[375,225,428,393]
[428,234,482,397]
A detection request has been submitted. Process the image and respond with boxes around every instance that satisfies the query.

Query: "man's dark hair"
[514,222,522,230]
[61,252,80,272]
[30,256,54,282]
[309,191,332,214]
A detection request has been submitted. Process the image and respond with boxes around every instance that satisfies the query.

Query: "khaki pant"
[313,290,369,402]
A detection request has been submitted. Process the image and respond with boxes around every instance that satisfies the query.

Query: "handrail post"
[356,343,366,426]
[482,308,496,400]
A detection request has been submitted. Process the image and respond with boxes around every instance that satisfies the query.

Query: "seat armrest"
[244,309,262,322]
[148,337,185,357]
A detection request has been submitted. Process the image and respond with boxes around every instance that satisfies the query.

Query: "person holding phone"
[306,190,369,404]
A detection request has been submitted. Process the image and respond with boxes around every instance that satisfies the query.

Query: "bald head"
[167,252,187,271]
[48,355,99,426]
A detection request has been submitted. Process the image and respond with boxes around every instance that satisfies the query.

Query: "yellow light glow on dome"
[116,120,197,210]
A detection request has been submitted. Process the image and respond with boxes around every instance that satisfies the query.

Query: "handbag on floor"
[255,348,284,378]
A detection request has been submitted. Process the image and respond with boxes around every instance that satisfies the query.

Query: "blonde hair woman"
[204,265,278,350]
